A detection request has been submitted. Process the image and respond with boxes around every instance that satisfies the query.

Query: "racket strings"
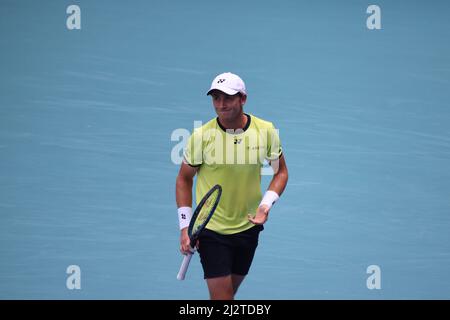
[191,190,219,234]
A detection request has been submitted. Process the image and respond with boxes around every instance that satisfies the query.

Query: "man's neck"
[218,113,248,131]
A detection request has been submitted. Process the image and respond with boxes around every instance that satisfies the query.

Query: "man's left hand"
[248,205,270,225]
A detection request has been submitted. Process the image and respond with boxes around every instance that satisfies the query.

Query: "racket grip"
[177,252,193,280]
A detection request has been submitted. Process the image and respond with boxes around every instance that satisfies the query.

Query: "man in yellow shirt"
[176,72,288,300]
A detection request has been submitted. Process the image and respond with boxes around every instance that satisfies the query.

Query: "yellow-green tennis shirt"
[184,113,282,235]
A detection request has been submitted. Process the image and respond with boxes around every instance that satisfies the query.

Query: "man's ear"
[241,94,247,106]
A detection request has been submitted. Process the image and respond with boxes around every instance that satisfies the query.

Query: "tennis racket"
[177,184,222,280]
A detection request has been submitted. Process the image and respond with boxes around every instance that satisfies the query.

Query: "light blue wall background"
[1,0,449,299]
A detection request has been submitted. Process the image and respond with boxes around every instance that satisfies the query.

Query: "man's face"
[210,90,247,122]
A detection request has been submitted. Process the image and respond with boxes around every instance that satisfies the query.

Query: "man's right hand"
[180,228,192,255]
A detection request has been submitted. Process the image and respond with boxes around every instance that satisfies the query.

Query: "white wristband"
[178,207,192,230]
[259,190,280,209]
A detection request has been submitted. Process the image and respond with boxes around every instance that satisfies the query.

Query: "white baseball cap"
[206,72,247,96]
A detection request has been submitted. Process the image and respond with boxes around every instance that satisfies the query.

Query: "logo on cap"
[217,79,226,83]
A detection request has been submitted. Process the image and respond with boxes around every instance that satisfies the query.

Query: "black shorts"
[197,225,264,279]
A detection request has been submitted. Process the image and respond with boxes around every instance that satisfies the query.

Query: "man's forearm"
[176,176,193,208]
[267,156,288,196]
[268,170,288,196]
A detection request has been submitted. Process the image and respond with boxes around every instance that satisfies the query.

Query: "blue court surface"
[1,0,450,299]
